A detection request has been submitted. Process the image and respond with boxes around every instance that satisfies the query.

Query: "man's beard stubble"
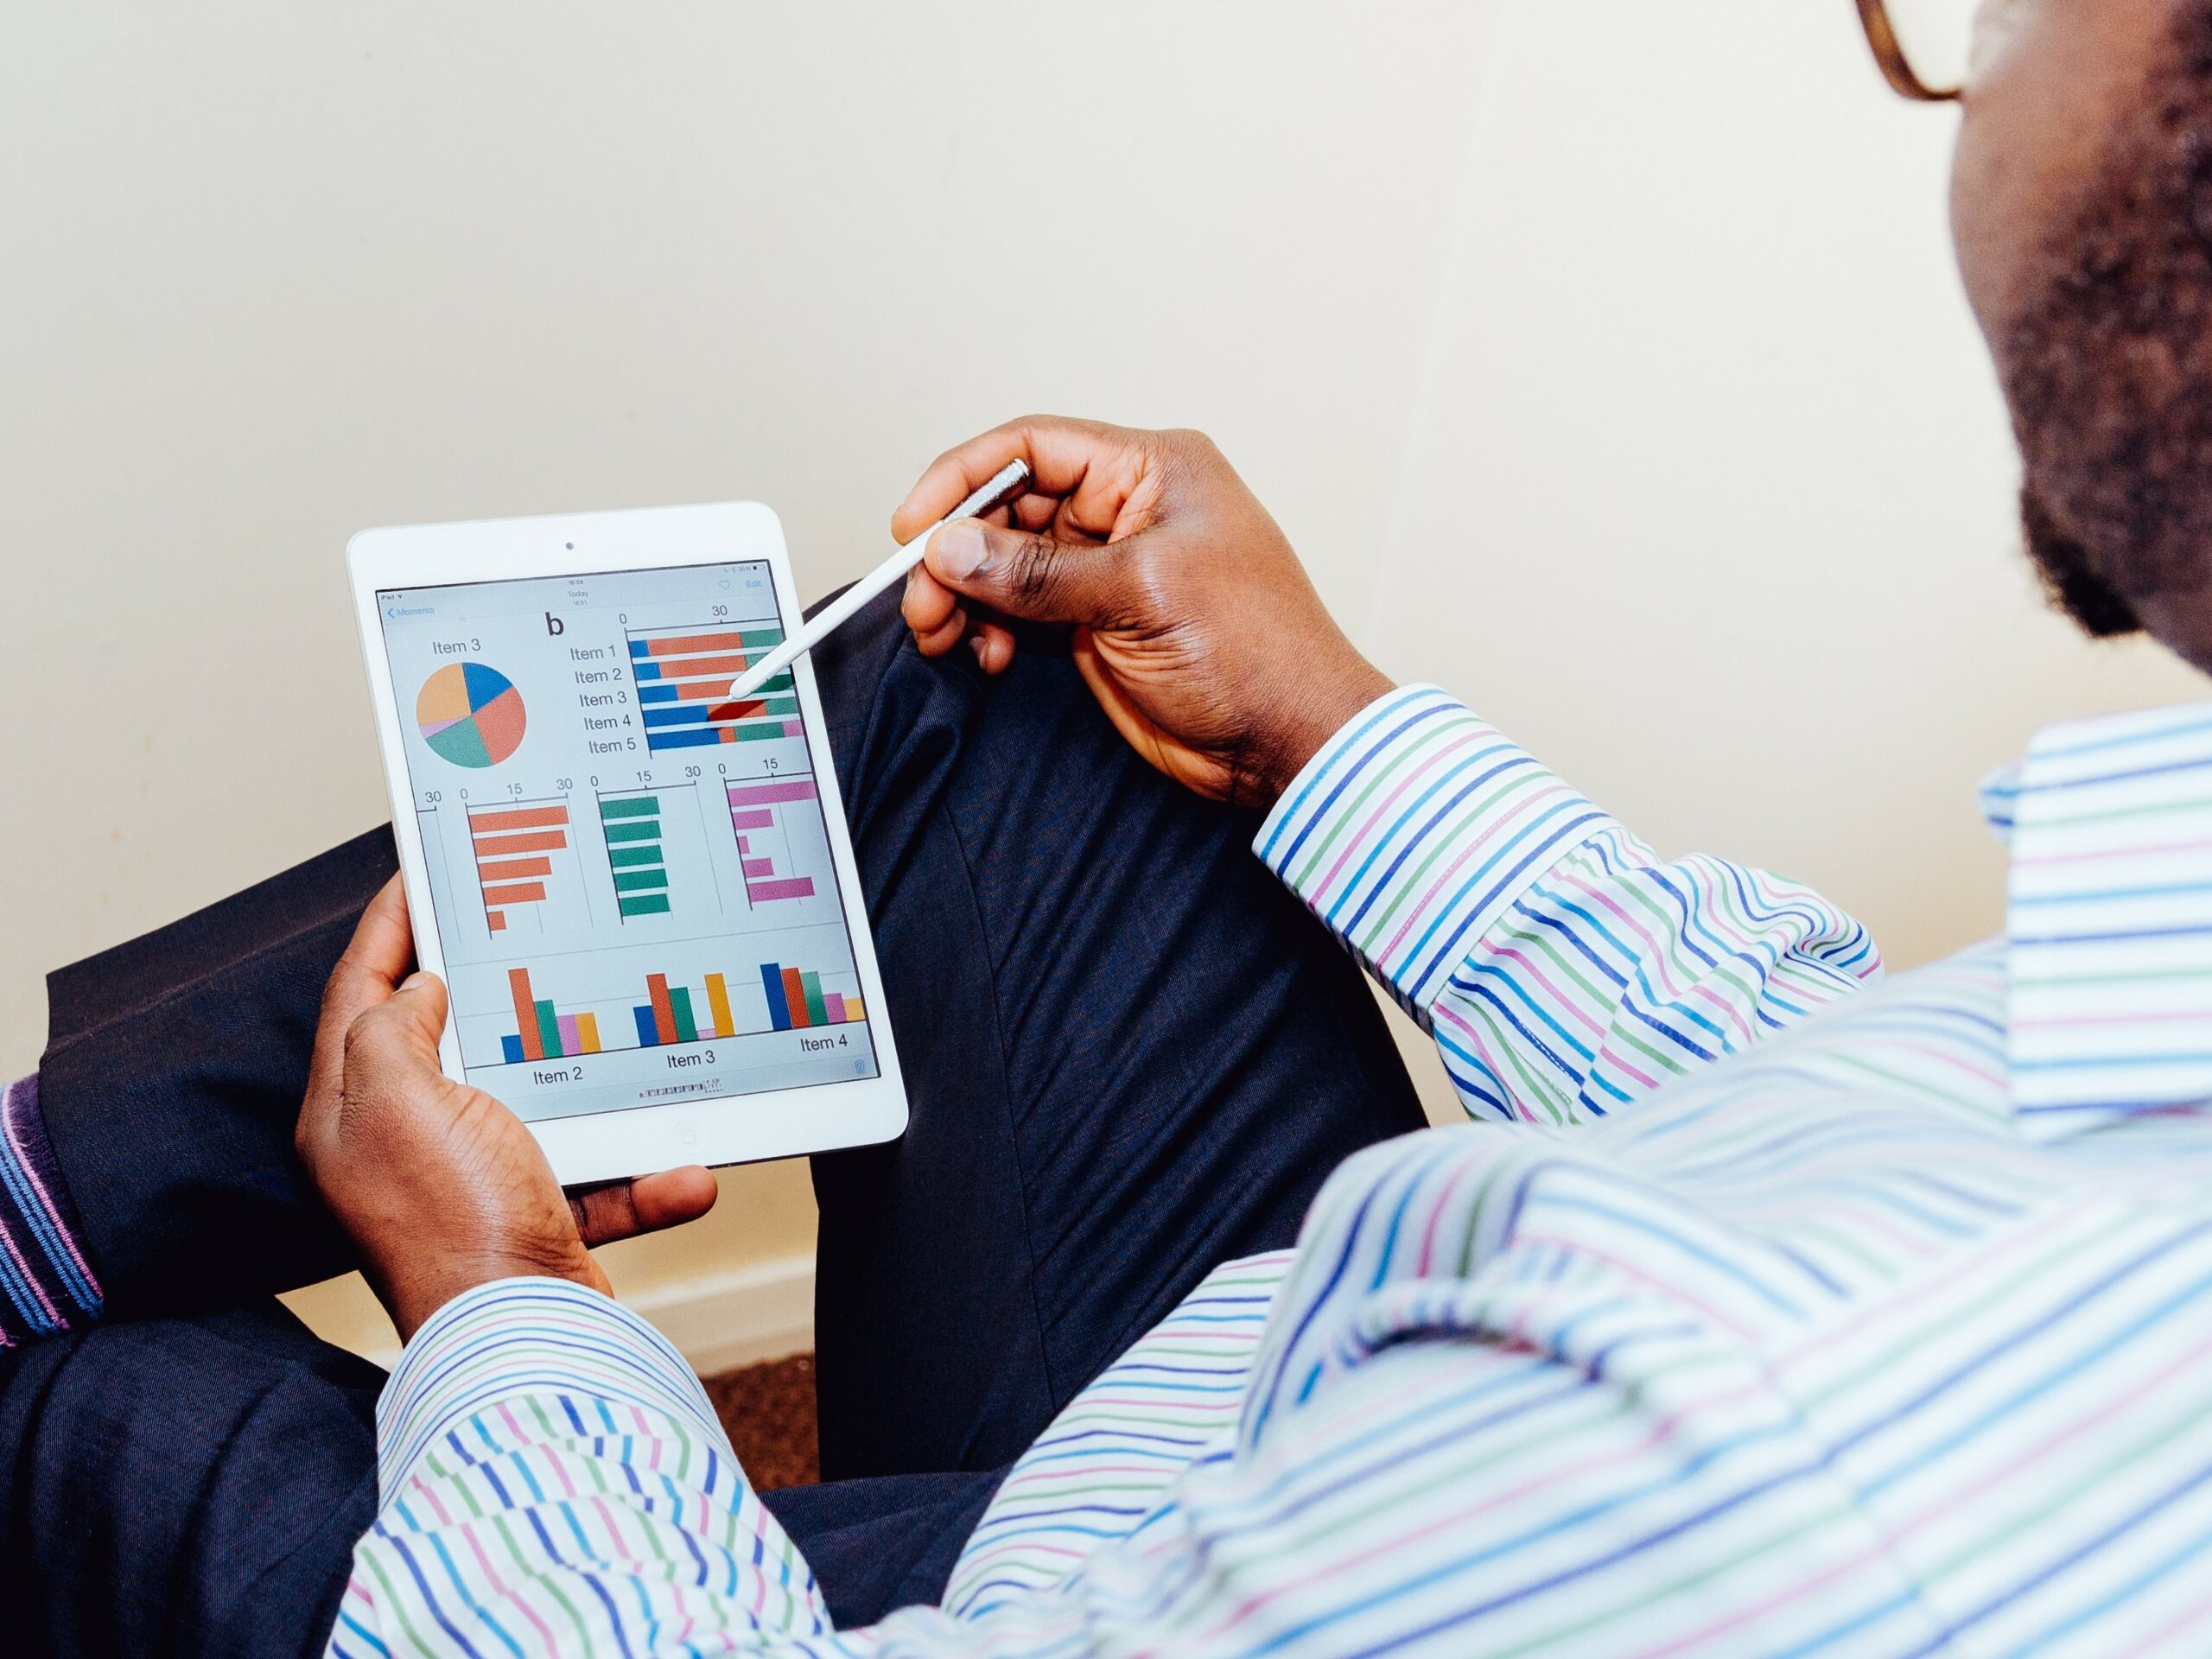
[2009,2,2212,641]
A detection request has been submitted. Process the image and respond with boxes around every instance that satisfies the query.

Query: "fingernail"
[932,518,988,581]
[969,634,988,664]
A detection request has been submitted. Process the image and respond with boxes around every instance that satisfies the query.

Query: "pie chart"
[416,663,526,768]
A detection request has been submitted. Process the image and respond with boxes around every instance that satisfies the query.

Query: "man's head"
[1951,0,2212,658]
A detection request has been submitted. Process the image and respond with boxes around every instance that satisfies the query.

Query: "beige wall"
[5,2,2203,1360]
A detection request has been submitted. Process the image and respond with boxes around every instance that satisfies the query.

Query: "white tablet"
[346,503,906,1185]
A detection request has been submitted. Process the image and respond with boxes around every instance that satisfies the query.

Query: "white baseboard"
[624,1253,817,1376]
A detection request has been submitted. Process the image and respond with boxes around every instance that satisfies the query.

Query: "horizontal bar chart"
[598,793,671,918]
[470,801,572,933]
[625,625,804,753]
[726,776,820,903]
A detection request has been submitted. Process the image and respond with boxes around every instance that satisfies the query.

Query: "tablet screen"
[373,563,880,1123]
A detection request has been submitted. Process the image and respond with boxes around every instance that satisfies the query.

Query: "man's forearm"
[1255,686,1883,1124]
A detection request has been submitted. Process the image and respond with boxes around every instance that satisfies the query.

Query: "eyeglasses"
[1856,0,1979,103]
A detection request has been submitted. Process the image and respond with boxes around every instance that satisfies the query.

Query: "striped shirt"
[307,684,2212,1654]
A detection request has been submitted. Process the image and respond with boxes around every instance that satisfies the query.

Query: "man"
[6,0,2211,1651]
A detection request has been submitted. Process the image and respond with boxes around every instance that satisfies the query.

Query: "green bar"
[760,696,799,717]
[669,988,699,1043]
[739,628,785,650]
[731,723,784,742]
[753,672,794,696]
[618,893,671,917]
[607,844,660,868]
[599,796,660,819]
[602,821,662,843]
[613,868,668,893]
[801,972,829,1027]
[535,1000,563,1058]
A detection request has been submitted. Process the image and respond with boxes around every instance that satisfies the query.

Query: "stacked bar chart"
[469,801,573,933]
[760,963,864,1031]
[501,967,605,1062]
[727,775,820,903]
[626,625,801,753]
[598,794,671,918]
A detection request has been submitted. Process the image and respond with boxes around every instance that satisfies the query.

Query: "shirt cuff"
[375,1275,727,1497]
[1254,685,1614,1020]
[0,1074,103,1345]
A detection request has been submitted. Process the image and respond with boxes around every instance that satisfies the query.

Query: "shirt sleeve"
[327,1277,862,1659]
[0,1074,103,1346]
[1254,685,1882,1123]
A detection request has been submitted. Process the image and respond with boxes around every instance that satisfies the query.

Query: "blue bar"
[649,726,723,750]
[632,660,664,680]
[642,703,711,730]
[760,963,791,1031]
[633,1006,659,1046]
[627,639,651,657]
[501,1034,524,1064]
[638,683,678,703]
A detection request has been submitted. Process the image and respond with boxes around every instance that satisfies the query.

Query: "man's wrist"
[380,1248,611,1341]
[1255,658,1397,804]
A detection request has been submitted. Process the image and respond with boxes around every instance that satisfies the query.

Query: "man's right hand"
[895,416,1394,808]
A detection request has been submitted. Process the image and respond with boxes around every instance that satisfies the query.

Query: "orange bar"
[646,973,678,1045]
[845,995,863,1023]
[470,805,571,832]
[473,830,567,856]
[780,967,811,1029]
[576,1012,602,1053]
[704,973,736,1039]
[481,881,547,906]
[488,911,507,932]
[478,855,552,882]
[508,968,543,1061]
[645,631,747,656]
[648,652,748,681]
[676,679,764,704]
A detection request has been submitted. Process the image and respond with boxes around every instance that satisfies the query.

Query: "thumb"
[378,970,451,1055]
[923,518,1132,626]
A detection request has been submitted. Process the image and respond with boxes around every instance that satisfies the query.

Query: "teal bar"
[619,893,671,917]
[739,628,784,650]
[599,796,661,819]
[731,723,784,742]
[669,988,699,1044]
[612,868,668,893]
[534,1000,563,1058]
[760,696,799,717]
[602,821,662,843]
[607,844,660,868]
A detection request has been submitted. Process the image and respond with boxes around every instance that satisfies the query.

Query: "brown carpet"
[702,1352,819,1491]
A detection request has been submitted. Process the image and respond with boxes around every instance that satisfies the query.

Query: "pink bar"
[824,993,846,1023]
[729,809,775,830]
[750,877,817,902]
[737,836,751,853]
[556,1014,581,1055]
[727,780,818,808]
[742,858,776,877]
[783,720,804,737]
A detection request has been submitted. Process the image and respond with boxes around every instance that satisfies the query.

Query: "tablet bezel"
[346,502,907,1185]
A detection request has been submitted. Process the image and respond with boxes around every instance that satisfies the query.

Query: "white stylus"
[728,459,1033,702]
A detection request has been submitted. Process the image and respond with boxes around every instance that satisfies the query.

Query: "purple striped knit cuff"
[1255,685,1613,1020]
[0,1075,103,1344]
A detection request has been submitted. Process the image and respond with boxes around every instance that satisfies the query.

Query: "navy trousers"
[0,593,1426,1655]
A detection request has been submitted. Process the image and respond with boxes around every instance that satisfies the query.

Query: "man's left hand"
[296,876,718,1339]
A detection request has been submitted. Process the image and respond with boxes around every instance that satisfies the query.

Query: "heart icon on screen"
[718,578,732,590]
